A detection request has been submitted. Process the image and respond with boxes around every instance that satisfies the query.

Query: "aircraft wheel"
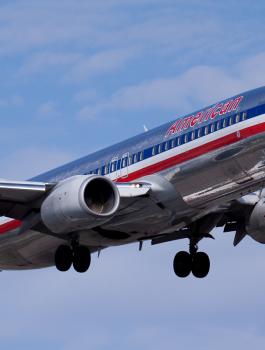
[192,252,210,278]
[173,251,192,278]
[55,245,73,272]
[73,246,91,273]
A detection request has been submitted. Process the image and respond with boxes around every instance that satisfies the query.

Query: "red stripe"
[116,121,265,182]
[1,121,265,235]
[0,220,21,234]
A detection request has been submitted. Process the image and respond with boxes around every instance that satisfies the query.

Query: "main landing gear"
[55,243,91,273]
[173,240,210,278]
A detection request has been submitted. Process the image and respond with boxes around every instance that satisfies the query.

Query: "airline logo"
[166,96,244,137]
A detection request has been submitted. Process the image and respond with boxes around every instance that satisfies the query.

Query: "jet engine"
[246,198,265,243]
[41,175,120,234]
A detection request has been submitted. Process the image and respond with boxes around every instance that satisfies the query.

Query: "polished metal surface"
[1,87,265,269]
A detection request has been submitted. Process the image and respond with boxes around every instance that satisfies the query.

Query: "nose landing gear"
[173,239,210,279]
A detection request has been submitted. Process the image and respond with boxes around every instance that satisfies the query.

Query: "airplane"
[1,86,265,279]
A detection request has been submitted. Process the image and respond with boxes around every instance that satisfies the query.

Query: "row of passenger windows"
[86,111,248,176]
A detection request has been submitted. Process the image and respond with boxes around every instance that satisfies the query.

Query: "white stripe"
[0,217,13,224]
[109,114,265,180]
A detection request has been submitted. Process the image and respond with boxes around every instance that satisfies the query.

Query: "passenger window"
[211,124,215,133]
[222,119,227,128]
[133,154,138,163]
[242,112,247,121]
[204,126,209,135]
[197,128,201,138]
[139,152,143,161]
[216,121,220,130]
[191,131,195,141]
[165,142,169,151]
[171,139,175,148]
[236,114,240,123]
[158,144,162,153]
[104,165,109,174]
[122,158,127,168]
[184,134,188,143]
[177,137,181,146]
[229,116,233,126]
[152,147,155,156]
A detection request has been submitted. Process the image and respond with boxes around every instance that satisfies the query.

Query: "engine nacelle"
[246,198,265,243]
[41,175,120,234]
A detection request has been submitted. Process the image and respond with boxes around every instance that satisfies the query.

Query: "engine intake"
[84,178,117,215]
[41,175,120,234]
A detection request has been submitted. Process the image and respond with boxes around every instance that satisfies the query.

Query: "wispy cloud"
[36,101,61,121]
[0,95,24,108]
[78,53,265,121]
[73,88,99,104]
[64,48,139,82]
[18,51,82,76]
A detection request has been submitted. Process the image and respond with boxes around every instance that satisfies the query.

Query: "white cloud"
[0,1,155,56]
[18,51,81,76]
[36,101,61,121]
[0,95,24,108]
[65,48,138,82]
[78,53,265,120]
[73,88,99,104]
[0,0,253,67]
[9,95,24,106]
[17,47,138,83]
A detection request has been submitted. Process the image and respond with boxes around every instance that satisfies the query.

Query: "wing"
[0,175,256,247]
[0,180,55,219]
[149,193,261,248]
[0,175,191,238]
[0,177,153,221]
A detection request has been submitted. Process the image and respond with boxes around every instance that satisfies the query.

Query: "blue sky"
[1,0,265,349]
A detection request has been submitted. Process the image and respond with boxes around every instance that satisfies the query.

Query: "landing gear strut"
[55,242,91,273]
[173,239,210,279]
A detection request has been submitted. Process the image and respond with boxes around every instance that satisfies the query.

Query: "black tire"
[192,252,210,278]
[73,246,91,273]
[55,245,73,272]
[173,251,192,278]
